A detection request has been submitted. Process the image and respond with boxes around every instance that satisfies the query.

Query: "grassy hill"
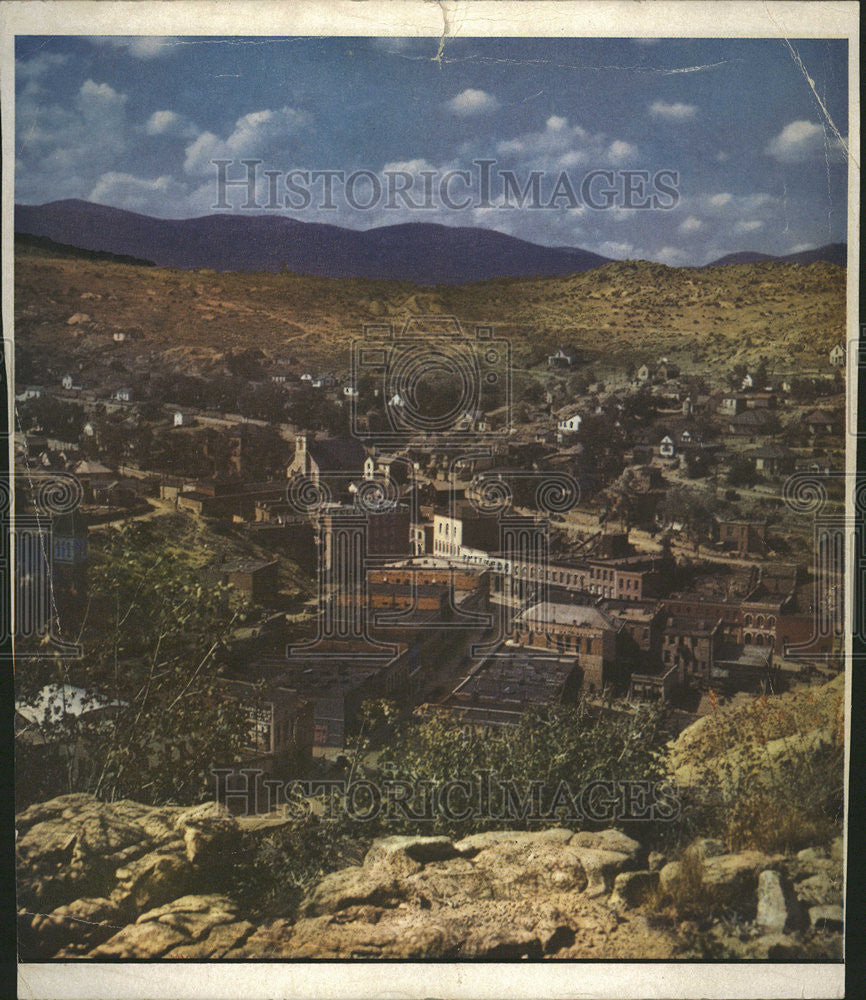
[14,246,846,376]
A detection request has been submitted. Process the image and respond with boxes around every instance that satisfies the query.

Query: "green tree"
[727,454,758,488]
[15,522,251,805]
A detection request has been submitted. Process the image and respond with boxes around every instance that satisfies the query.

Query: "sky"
[15,35,849,265]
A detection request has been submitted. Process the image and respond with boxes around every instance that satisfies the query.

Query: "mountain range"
[14,199,846,284]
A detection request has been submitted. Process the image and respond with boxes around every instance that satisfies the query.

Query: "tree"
[727,454,758,488]
[15,522,251,806]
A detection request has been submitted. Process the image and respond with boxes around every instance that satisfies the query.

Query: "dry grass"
[15,250,846,375]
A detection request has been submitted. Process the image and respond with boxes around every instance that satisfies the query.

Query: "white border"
[16,962,847,1000]
[4,2,858,998]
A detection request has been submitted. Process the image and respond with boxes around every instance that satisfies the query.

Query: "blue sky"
[15,35,849,265]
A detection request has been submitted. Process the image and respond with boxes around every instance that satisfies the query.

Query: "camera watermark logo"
[350,316,511,449]
[5,471,85,660]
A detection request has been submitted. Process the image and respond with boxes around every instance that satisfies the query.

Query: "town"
[14,305,847,789]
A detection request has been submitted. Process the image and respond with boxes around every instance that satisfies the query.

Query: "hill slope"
[15,199,611,284]
[14,244,847,374]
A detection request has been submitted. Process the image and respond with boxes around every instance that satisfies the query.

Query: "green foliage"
[726,454,758,487]
[15,522,251,806]
[375,701,672,839]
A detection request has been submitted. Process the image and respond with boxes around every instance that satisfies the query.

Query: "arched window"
[756,615,764,627]
[768,616,776,627]
[744,614,752,626]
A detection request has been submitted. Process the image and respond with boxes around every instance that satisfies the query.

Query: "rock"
[135,894,240,939]
[89,920,189,959]
[747,933,803,960]
[809,904,844,932]
[288,914,463,960]
[162,920,254,959]
[571,847,631,898]
[796,847,827,864]
[364,835,457,874]
[756,870,804,932]
[689,837,726,859]
[830,836,844,863]
[29,897,123,957]
[571,829,641,862]
[114,847,191,912]
[173,803,240,865]
[609,870,659,910]
[794,873,842,908]
[700,851,779,895]
[659,861,682,894]
[647,850,666,872]
[66,312,91,325]
[453,827,572,855]
[299,866,402,918]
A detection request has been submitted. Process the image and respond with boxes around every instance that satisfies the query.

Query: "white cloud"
[678,215,703,234]
[88,36,176,59]
[445,88,500,116]
[733,219,764,234]
[78,79,126,113]
[599,240,634,259]
[145,109,199,138]
[787,242,815,254]
[183,106,311,175]
[704,192,772,214]
[656,246,689,265]
[764,119,842,163]
[546,115,567,131]
[88,172,190,215]
[649,100,697,121]
[382,158,437,174]
[607,140,637,164]
[16,52,67,82]
[715,151,729,162]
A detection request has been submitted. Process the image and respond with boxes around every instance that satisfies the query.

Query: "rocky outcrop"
[16,794,257,959]
[16,794,845,961]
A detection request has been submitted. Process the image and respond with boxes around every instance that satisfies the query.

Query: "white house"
[343,384,359,399]
[388,393,405,409]
[741,373,754,390]
[173,411,195,427]
[83,422,96,438]
[114,387,133,403]
[557,412,582,434]
[300,372,313,382]
[659,434,676,458]
[830,342,846,368]
[547,348,576,369]
[18,386,43,401]
[61,374,76,390]
[637,364,653,383]
[113,331,128,343]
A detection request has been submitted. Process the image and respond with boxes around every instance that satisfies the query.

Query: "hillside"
[15,199,611,285]
[16,676,844,961]
[14,245,846,374]
[707,244,846,268]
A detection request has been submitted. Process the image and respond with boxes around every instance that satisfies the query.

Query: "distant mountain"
[14,199,612,285]
[708,243,846,268]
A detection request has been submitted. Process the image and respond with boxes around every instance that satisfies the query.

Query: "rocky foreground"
[17,793,843,960]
